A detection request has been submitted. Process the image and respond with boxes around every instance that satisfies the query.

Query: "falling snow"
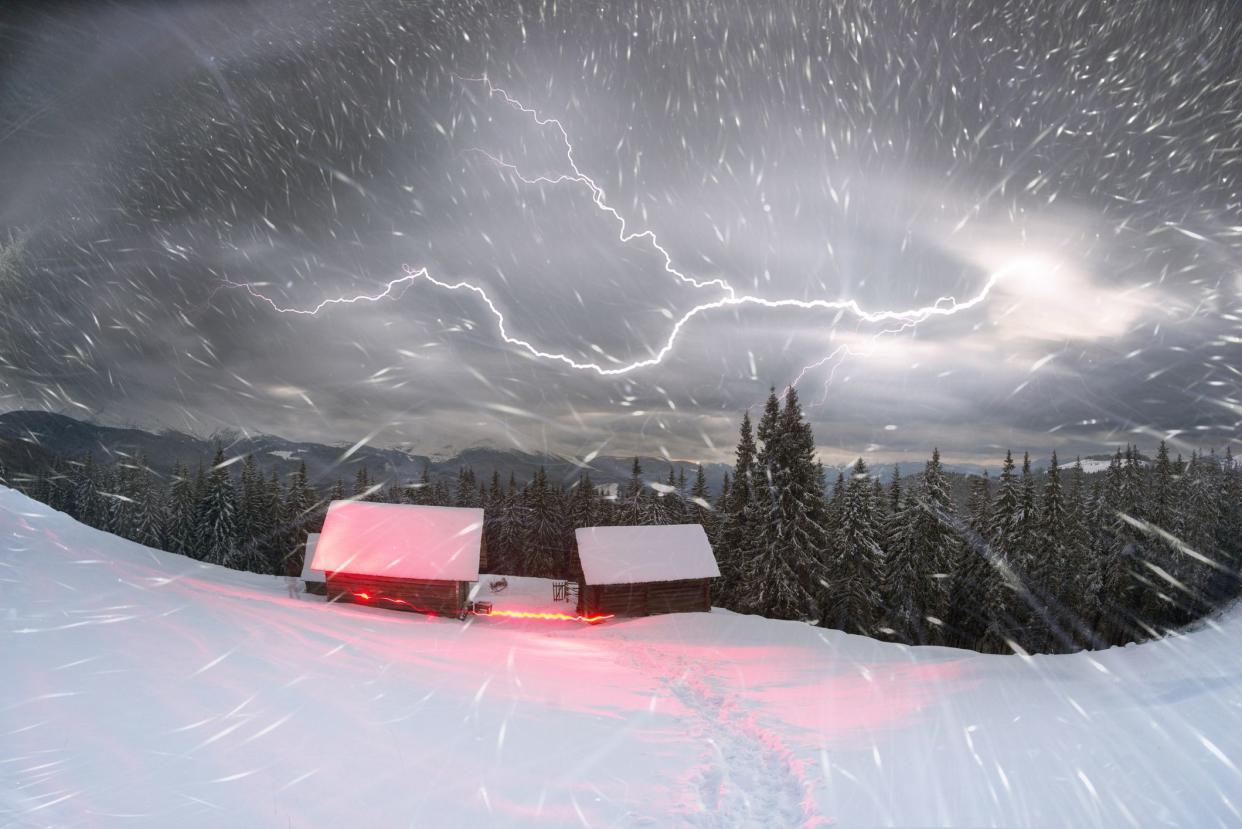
[2,1,1242,826]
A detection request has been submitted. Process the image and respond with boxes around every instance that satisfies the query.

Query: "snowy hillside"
[1058,457,1115,474]
[4,487,1241,827]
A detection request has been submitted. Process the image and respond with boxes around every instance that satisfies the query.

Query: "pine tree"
[129,456,166,550]
[494,478,528,575]
[456,467,479,508]
[281,461,317,575]
[718,412,758,606]
[1031,452,1068,650]
[1090,453,1130,644]
[651,466,686,525]
[882,467,921,641]
[353,466,372,500]
[569,472,597,528]
[522,468,564,577]
[232,455,266,571]
[917,449,959,639]
[949,471,993,647]
[566,473,598,580]
[105,461,137,540]
[262,469,284,574]
[412,464,433,505]
[1175,452,1222,613]
[883,449,958,644]
[888,466,902,516]
[620,457,650,526]
[746,387,829,622]
[1013,452,1039,583]
[1062,458,1091,645]
[832,458,882,634]
[688,464,715,528]
[755,387,782,454]
[1217,448,1242,603]
[165,461,198,556]
[1150,441,1175,529]
[826,471,847,534]
[983,451,1022,651]
[72,454,105,529]
[196,447,238,566]
[480,470,505,573]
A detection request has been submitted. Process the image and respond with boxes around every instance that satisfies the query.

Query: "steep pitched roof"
[310,501,483,581]
[574,524,720,585]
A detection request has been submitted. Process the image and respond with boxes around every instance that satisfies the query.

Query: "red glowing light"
[346,591,611,623]
[351,592,438,614]
[486,609,615,624]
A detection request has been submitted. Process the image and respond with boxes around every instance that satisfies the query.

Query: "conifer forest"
[13,385,1240,657]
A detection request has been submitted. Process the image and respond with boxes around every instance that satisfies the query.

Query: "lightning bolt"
[225,76,1010,382]
[459,74,734,295]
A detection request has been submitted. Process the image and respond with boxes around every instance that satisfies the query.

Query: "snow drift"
[3,487,1241,827]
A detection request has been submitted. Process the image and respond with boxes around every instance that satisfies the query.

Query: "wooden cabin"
[309,501,484,619]
[300,532,326,595]
[575,524,720,618]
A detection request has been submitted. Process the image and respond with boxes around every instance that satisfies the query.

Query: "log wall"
[579,578,712,617]
[326,572,468,617]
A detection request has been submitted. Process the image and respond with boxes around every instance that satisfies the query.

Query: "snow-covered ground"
[4,487,1241,828]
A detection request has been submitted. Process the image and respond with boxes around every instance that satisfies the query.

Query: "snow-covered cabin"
[300,532,325,595]
[309,501,484,619]
[574,524,720,617]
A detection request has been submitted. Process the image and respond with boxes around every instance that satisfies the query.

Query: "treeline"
[12,386,1242,655]
[12,445,714,582]
[709,387,1242,654]
[22,449,321,575]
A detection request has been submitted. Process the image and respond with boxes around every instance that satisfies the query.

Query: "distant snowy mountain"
[1060,457,1113,474]
[0,410,732,494]
[5,486,1242,826]
[1058,453,1152,474]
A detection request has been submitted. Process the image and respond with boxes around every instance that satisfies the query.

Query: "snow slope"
[3,487,1241,828]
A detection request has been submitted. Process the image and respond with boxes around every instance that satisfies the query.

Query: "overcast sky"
[0,0,1239,468]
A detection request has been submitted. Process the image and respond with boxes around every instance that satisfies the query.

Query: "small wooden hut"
[300,532,326,595]
[575,524,719,618]
[310,501,484,618]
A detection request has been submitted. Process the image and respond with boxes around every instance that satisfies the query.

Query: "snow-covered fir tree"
[882,471,924,642]
[129,456,165,551]
[281,461,317,575]
[949,471,993,647]
[982,451,1023,651]
[195,447,237,567]
[831,458,881,634]
[717,411,758,605]
[745,387,830,622]
[522,467,564,577]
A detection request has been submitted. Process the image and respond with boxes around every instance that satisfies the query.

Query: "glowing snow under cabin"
[308,501,484,618]
[575,524,720,618]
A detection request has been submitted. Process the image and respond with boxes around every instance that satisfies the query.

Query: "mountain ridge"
[0,410,735,493]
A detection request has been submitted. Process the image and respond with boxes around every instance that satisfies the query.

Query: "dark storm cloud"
[0,0,1238,466]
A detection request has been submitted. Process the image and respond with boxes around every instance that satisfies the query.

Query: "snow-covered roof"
[575,524,720,585]
[310,501,483,582]
[300,533,324,583]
